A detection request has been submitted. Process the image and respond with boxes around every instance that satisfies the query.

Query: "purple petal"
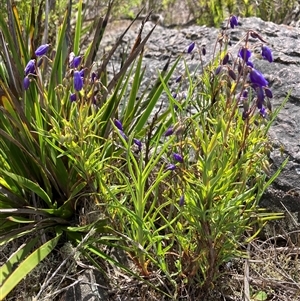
[187,42,195,54]
[230,15,238,28]
[265,88,273,98]
[73,70,83,91]
[23,77,30,90]
[173,153,183,163]
[70,93,77,102]
[72,56,82,68]
[239,47,251,62]
[261,45,273,63]
[24,59,36,76]
[133,138,142,150]
[35,44,50,56]
[164,127,174,137]
[166,164,176,171]
[114,119,123,131]
[249,69,268,87]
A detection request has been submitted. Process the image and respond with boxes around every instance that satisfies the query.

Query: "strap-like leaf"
[0,230,62,300]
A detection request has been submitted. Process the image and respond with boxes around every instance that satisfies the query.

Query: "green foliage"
[193,0,296,26]
[0,0,288,299]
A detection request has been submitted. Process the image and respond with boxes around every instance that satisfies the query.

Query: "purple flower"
[35,44,50,56]
[202,46,206,56]
[114,119,123,131]
[265,87,273,98]
[173,153,183,163]
[73,70,83,91]
[23,76,30,90]
[187,42,195,54]
[164,127,174,137]
[70,93,77,102]
[166,164,176,171]
[239,47,251,62]
[261,45,273,63]
[249,68,268,87]
[133,138,142,151]
[179,195,185,207]
[246,61,254,68]
[230,15,238,29]
[24,59,36,75]
[71,56,82,68]
[79,69,85,78]
[259,107,267,118]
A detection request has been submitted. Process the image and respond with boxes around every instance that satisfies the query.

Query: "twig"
[233,274,300,293]
[244,244,250,301]
[35,228,96,299]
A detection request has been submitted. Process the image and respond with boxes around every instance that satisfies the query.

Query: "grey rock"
[62,269,110,301]
[101,17,300,216]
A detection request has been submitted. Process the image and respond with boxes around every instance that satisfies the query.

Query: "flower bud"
[265,88,273,98]
[72,56,82,68]
[24,59,36,76]
[23,76,30,90]
[230,15,238,29]
[166,164,176,171]
[114,119,123,131]
[175,75,182,83]
[215,65,222,75]
[73,71,83,91]
[256,86,265,109]
[164,127,174,137]
[187,41,195,54]
[70,93,77,102]
[228,69,236,80]
[35,44,50,56]
[133,138,142,151]
[261,45,273,63]
[173,153,183,163]
[222,53,229,65]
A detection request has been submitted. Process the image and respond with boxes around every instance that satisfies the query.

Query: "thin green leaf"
[0,236,39,283]
[0,170,52,208]
[0,230,62,300]
[73,0,83,55]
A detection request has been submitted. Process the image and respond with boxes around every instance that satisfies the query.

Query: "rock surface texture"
[101,17,300,215]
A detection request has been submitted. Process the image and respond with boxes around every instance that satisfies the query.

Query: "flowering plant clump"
[0,3,288,300]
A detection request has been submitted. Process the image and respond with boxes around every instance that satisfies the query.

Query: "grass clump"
[0,1,289,300]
